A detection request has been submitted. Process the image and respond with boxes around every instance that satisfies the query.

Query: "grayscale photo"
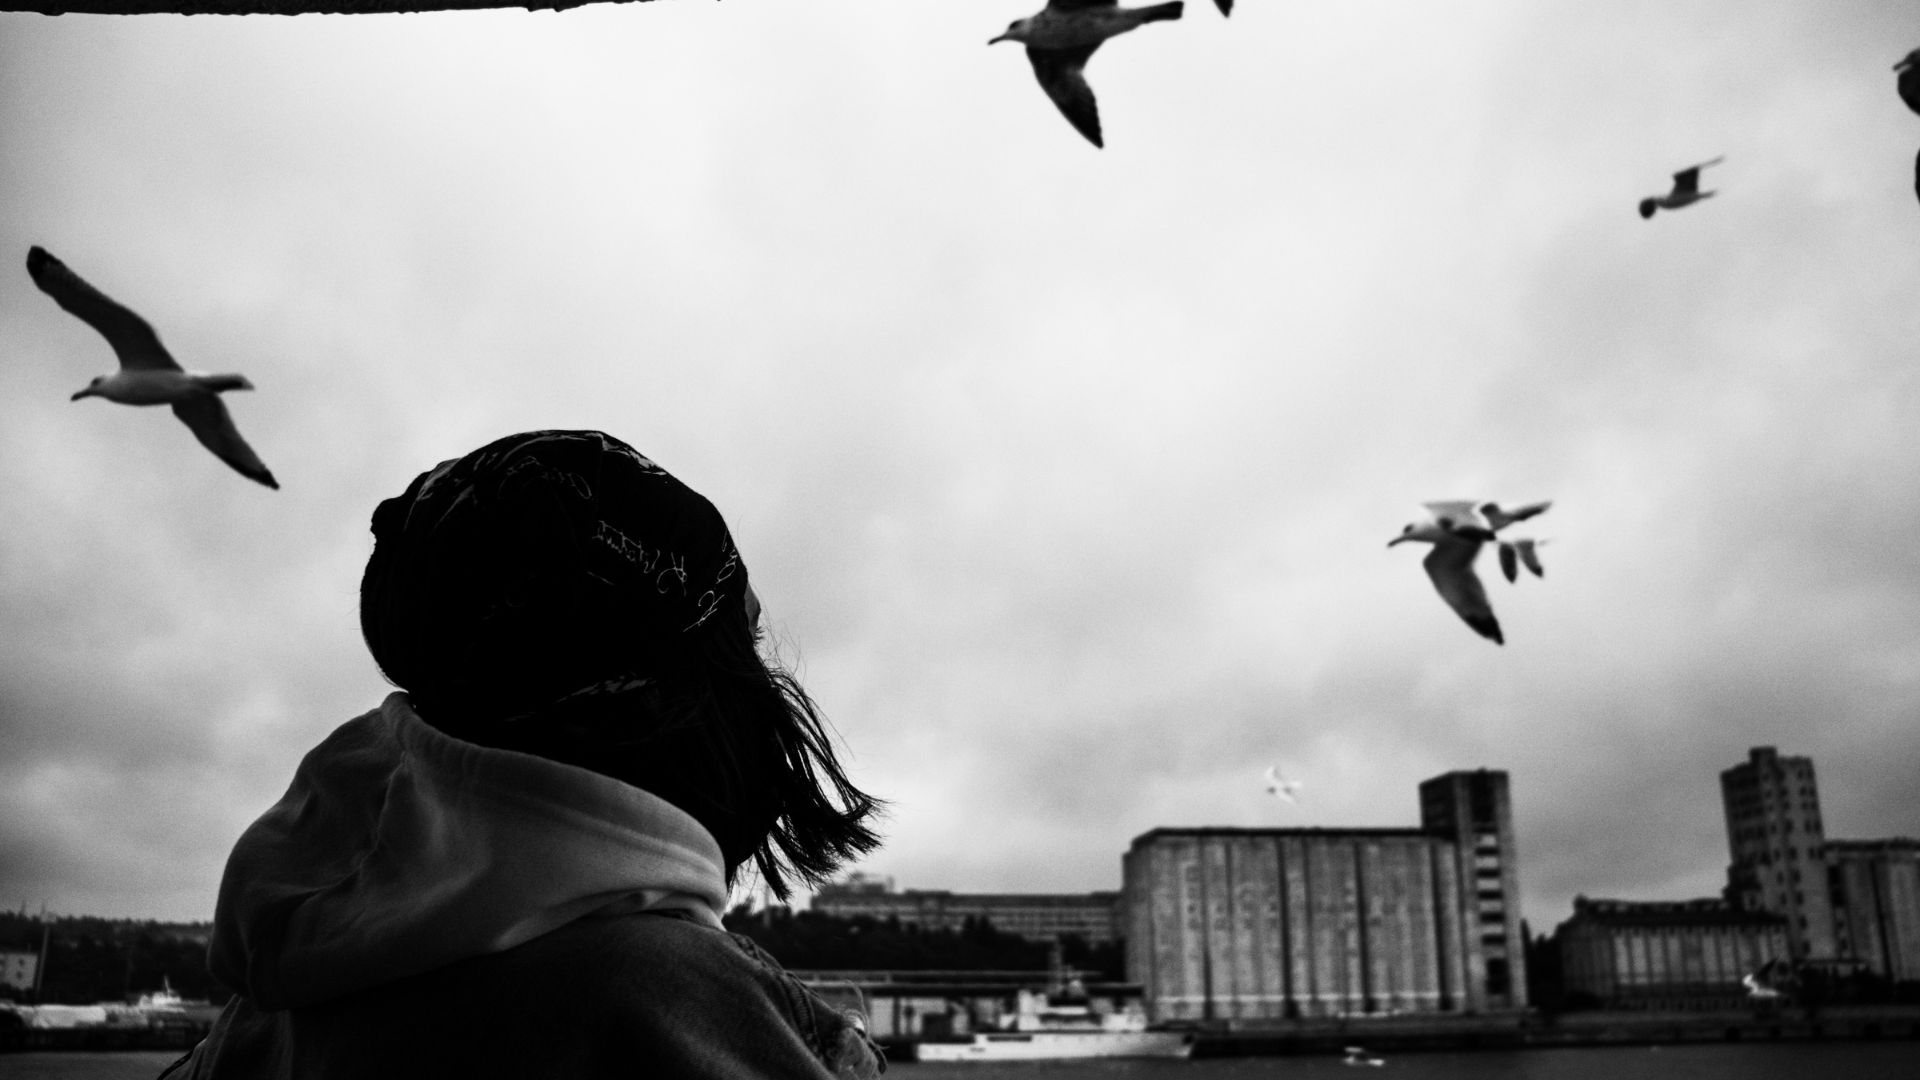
[0,2,1916,1079]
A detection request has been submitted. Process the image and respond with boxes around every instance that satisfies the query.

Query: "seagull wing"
[1213,0,1233,14]
[26,247,180,372]
[1480,499,1552,531]
[1421,500,1485,532]
[1670,156,1723,195]
[1027,44,1103,148]
[1423,537,1502,644]
[171,396,279,489]
[1498,542,1519,583]
[1516,538,1546,578]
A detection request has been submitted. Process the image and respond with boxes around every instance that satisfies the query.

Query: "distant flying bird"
[27,246,279,489]
[989,0,1185,148]
[1389,502,1504,645]
[1497,538,1547,584]
[1896,48,1920,115]
[1262,765,1303,802]
[1743,957,1795,1001]
[1638,156,1723,219]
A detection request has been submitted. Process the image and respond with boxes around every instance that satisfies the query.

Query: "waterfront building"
[811,874,1122,944]
[1719,746,1836,959]
[1553,897,1789,1010]
[1121,769,1526,1022]
[1826,839,1920,982]
[1420,769,1527,1007]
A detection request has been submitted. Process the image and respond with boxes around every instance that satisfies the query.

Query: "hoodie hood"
[209,693,729,1011]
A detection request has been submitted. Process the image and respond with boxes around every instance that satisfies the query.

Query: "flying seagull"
[1639,157,1722,219]
[990,0,1185,148]
[1497,537,1547,584]
[1389,502,1503,645]
[27,246,279,489]
[1262,765,1303,802]
[1896,48,1920,115]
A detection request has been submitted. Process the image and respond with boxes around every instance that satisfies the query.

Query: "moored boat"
[912,984,1193,1062]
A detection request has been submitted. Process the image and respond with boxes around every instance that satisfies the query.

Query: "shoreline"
[1182,1004,1920,1056]
[870,1004,1920,1060]
[8,1005,1918,1057]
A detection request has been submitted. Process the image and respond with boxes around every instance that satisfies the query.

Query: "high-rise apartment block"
[1718,746,1920,982]
[1719,746,1836,959]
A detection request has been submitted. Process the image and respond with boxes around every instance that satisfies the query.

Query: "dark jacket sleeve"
[157,911,878,1080]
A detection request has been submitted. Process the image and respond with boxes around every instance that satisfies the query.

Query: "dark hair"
[436,591,884,902]
[359,430,882,900]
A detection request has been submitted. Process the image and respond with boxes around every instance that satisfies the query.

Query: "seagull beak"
[1386,536,1406,547]
[70,388,93,401]
[989,32,1009,45]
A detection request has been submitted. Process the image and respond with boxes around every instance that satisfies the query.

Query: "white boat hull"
[914,1030,1195,1062]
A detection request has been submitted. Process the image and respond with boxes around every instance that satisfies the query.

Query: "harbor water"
[2,1043,1916,1079]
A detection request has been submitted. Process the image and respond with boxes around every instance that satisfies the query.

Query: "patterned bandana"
[360,430,751,725]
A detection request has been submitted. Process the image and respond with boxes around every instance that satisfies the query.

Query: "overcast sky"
[2,1,1917,936]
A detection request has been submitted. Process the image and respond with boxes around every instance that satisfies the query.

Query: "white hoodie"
[208,693,729,1010]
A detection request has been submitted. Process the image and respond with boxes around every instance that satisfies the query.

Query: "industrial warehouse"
[1122,770,1525,1022]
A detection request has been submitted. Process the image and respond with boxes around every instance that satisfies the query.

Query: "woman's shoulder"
[493,911,808,1026]
[515,911,876,1076]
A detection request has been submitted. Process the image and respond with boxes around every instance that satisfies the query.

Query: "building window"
[1486,958,1511,996]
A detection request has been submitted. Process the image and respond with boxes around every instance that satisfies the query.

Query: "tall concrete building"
[1827,839,1920,982]
[1720,746,1836,959]
[1122,769,1525,1022]
[1420,769,1526,1005]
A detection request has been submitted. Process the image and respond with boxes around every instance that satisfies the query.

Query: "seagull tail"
[1140,1,1184,23]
